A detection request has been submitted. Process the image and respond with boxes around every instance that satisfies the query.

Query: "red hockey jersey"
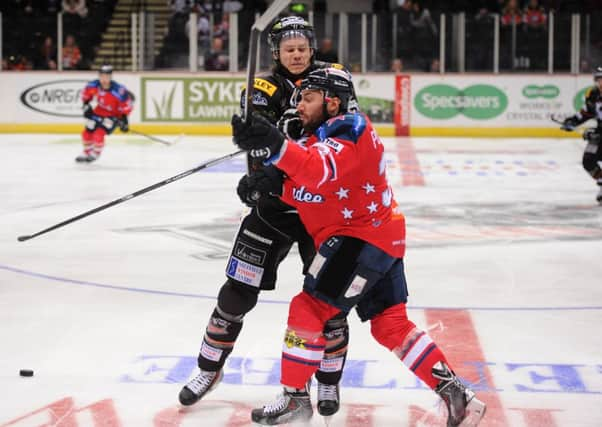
[274,112,406,258]
[82,80,133,118]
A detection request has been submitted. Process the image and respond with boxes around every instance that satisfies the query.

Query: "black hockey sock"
[197,307,243,371]
[315,314,349,385]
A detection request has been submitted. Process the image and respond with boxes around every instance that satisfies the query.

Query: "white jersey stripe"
[282,342,324,362]
[401,333,434,368]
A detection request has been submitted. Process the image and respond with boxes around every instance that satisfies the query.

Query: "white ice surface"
[0,133,601,426]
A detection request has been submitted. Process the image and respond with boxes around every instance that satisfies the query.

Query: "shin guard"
[197,307,243,371]
[315,313,349,385]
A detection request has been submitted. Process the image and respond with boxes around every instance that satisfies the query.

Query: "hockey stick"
[17,150,245,242]
[242,0,292,121]
[127,128,183,146]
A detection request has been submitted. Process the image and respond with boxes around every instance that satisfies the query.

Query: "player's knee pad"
[216,279,260,318]
[198,305,244,371]
[288,291,341,333]
[82,129,94,142]
[92,128,106,144]
[370,303,416,351]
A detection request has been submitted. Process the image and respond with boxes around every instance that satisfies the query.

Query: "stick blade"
[17,235,31,242]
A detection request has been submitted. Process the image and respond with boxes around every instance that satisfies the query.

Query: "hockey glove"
[277,108,303,140]
[83,103,94,119]
[232,112,285,161]
[561,116,579,131]
[236,167,283,207]
[118,115,129,132]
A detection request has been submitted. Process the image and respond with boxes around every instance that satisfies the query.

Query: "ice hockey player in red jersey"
[76,64,133,162]
[232,67,487,426]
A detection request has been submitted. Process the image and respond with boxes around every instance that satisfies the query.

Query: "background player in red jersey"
[76,64,133,162]
[232,68,486,427]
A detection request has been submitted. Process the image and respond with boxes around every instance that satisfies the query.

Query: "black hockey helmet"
[99,64,113,75]
[293,67,355,113]
[268,16,316,59]
[594,66,602,81]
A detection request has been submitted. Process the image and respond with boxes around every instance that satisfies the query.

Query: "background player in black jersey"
[178,16,355,418]
[562,67,602,204]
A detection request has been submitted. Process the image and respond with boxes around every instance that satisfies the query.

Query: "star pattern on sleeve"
[367,201,379,213]
[341,207,354,219]
[362,182,375,194]
[335,187,350,200]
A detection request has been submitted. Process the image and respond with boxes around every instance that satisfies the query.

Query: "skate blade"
[322,415,332,426]
[459,397,486,427]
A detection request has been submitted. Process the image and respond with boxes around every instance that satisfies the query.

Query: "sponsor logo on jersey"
[324,137,344,153]
[226,257,264,287]
[20,80,88,117]
[252,92,269,106]
[253,78,277,96]
[234,242,266,265]
[292,186,325,203]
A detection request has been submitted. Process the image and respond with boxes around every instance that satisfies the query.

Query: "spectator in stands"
[410,1,437,71]
[390,57,404,73]
[5,54,32,70]
[501,0,523,26]
[62,0,88,18]
[204,36,229,71]
[62,34,82,69]
[523,0,547,29]
[430,58,440,72]
[315,38,338,63]
[33,35,58,70]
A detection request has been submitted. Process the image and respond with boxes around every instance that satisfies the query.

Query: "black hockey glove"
[561,116,579,131]
[83,103,93,119]
[236,167,283,207]
[118,115,129,132]
[232,112,285,160]
[277,108,303,140]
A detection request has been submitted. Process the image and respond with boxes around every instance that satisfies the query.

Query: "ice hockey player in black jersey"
[561,67,602,204]
[178,16,357,418]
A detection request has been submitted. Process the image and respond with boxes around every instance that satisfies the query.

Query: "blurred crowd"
[1,0,601,72]
[1,0,116,71]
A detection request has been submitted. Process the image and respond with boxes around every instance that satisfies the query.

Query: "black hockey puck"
[19,369,34,377]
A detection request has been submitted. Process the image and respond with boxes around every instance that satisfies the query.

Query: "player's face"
[278,37,312,75]
[296,89,325,129]
[99,73,111,90]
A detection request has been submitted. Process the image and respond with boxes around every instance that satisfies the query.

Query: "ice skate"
[251,386,313,425]
[596,181,602,205]
[432,362,486,427]
[178,369,223,406]
[317,382,339,417]
[75,152,98,163]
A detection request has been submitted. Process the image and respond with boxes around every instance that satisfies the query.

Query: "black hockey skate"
[75,153,98,163]
[317,382,340,416]
[596,182,602,205]
[251,386,313,425]
[178,369,223,406]
[432,362,486,427]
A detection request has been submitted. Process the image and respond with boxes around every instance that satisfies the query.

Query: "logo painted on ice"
[522,85,560,99]
[292,186,324,203]
[20,80,88,117]
[414,84,508,120]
